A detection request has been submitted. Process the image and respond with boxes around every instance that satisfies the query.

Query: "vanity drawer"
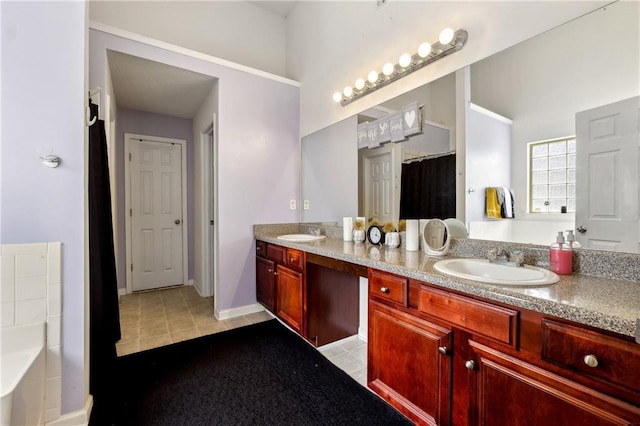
[266,244,287,264]
[369,269,407,307]
[285,248,305,271]
[541,319,640,390]
[419,285,518,347]
[256,240,267,256]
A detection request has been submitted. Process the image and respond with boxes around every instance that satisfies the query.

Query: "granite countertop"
[254,224,640,341]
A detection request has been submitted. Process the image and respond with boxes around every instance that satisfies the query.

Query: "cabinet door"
[256,256,276,312]
[468,340,640,426]
[276,265,304,334]
[369,300,453,426]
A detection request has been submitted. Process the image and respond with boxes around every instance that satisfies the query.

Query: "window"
[529,137,576,213]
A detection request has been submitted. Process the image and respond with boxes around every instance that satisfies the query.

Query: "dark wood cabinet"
[275,264,304,334]
[256,255,276,312]
[367,268,640,426]
[256,242,305,334]
[369,298,453,425]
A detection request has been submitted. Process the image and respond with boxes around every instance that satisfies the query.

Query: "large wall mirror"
[301,2,639,253]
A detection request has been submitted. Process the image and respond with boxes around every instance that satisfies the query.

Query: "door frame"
[124,133,189,294]
[195,115,217,298]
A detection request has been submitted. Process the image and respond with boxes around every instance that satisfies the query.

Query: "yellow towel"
[486,187,502,219]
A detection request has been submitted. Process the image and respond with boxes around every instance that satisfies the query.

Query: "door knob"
[583,354,599,368]
[175,219,181,225]
[438,346,449,355]
[465,360,476,370]
[576,226,587,234]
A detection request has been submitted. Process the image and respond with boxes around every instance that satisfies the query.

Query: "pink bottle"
[550,231,572,275]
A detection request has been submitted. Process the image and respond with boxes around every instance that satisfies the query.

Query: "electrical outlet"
[303,200,310,210]
[289,200,296,210]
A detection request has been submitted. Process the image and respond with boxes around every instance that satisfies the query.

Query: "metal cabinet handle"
[465,360,476,370]
[257,246,262,251]
[290,258,295,263]
[267,269,273,273]
[380,287,390,294]
[583,354,599,368]
[438,346,448,355]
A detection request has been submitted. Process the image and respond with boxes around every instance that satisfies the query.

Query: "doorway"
[124,133,188,292]
[360,144,401,225]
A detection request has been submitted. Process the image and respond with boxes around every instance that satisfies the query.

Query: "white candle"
[405,219,419,251]
[343,217,353,241]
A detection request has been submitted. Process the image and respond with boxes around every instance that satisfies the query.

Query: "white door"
[128,137,186,291]
[361,145,400,225]
[575,96,639,252]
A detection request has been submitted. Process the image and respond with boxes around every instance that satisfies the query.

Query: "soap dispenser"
[550,231,572,275]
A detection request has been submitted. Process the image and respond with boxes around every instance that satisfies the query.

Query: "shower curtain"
[88,100,121,396]
[399,153,456,220]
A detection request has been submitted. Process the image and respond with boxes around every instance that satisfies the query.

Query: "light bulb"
[333,92,342,103]
[367,70,378,84]
[355,78,365,90]
[439,28,454,45]
[399,53,412,68]
[382,62,395,76]
[418,42,432,58]
[343,86,353,98]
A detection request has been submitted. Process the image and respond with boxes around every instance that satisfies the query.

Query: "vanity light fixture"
[333,28,468,106]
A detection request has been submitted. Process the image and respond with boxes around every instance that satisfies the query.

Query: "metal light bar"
[338,29,468,106]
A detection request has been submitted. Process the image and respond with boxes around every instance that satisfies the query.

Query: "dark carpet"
[89,319,412,425]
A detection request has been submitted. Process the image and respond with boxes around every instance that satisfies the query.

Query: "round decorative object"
[367,225,386,245]
[353,229,366,244]
[385,231,401,248]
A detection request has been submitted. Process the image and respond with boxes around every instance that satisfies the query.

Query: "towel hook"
[37,148,61,168]
[86,106,97,127]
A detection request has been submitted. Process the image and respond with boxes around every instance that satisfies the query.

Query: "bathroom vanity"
[254,224,640,426]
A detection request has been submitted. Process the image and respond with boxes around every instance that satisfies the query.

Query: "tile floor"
[116,285,368,387]
[116,285,272,356]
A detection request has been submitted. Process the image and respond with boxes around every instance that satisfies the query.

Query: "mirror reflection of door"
[575,96,640,252]
[126,134,187,291]
[360,144,401,225]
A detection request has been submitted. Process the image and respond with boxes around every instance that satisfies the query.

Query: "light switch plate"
[289,200,296,210]
[303,200,309,210]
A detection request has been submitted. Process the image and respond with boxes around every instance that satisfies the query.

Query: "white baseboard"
[358,326,368,343]
[46,395,93,426]
[215,303,264,321]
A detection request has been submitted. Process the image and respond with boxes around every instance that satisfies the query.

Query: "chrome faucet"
[487,248,524,267]
[309,227,321,237]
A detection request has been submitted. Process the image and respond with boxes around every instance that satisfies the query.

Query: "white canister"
[343,217,353,241]
[385,231,400,248]
[405,219,419,251]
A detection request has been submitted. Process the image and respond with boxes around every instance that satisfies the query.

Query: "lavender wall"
[1,1,87,414]
[90,29,300,315]
[115,108,195,289]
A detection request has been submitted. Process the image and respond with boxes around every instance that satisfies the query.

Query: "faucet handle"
[487,248,498,261]
[510,250,524,266]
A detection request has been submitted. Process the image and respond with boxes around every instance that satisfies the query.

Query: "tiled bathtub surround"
[1,242,63,423]
[254,224,640,339]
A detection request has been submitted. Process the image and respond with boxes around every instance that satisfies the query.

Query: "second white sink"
[277,234,326,242]
[434,258,559,286]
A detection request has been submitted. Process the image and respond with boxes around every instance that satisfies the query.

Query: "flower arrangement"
[382,222,397,233]
[354,218,366,230]
[398,220,406,232]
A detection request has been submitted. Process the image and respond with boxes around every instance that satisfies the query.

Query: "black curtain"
[399,154,456,220]
[88,100,121,396]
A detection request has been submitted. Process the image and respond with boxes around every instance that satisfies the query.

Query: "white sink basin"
[434,258,559,286]
[277,234,327,242]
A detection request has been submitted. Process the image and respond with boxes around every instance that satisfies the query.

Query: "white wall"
[0,1,87,415]
[89,28,300,317]
[301,115,358,223]
[465,106,512,224]
[470,2,639,220]
[89,1,287,76]
[286,1,608,136]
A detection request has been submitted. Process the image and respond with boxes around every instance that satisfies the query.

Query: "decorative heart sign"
[404,110,416,128]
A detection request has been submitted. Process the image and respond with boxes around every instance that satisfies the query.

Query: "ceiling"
[107,50,216,119]
[106,2,296,119]
[248,1,298,18]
